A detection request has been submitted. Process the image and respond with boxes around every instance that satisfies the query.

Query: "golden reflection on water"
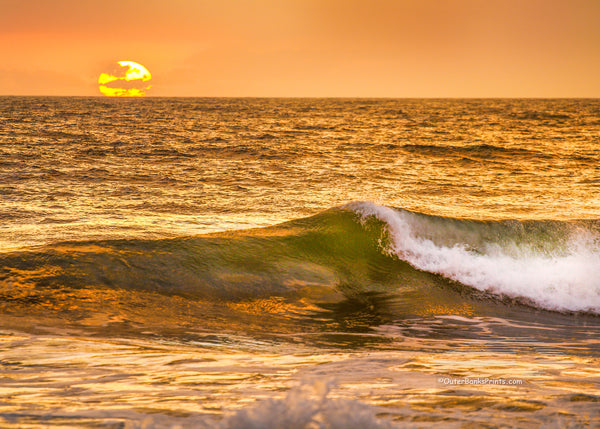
[0,332,598,428]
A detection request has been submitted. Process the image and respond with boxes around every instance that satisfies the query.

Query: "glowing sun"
[98,61,152,97]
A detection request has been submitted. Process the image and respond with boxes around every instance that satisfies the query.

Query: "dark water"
[0,97,599,428]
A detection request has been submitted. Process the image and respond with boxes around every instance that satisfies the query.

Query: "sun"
[98,61,152,97]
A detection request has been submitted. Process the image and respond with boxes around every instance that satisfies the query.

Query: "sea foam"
[349,202,600,313]
[219,379,393,429]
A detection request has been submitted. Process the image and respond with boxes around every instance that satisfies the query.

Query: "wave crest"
[349,202,600,313]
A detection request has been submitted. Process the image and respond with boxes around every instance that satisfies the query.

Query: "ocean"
[0,97,599,428]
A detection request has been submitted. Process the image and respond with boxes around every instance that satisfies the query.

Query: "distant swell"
[400,143,550,160]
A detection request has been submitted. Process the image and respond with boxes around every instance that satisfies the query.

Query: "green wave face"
[0,208,385,296]
[1,205,599,340]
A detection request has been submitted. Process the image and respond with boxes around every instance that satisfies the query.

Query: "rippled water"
[0,97,599,428]
[2,97,600,249]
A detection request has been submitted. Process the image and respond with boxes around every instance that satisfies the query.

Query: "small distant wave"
[509,111,572,121]
[144,148,196,158]
[399,143,550,160]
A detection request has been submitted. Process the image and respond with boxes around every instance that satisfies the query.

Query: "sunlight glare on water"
[1,97,599,428]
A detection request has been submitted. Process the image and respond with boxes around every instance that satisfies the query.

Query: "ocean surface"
[0,97,599,428]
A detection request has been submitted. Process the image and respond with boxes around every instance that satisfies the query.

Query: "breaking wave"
[1,202,599,325]
[350,202,600,313]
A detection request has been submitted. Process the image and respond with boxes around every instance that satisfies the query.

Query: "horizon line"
[1,95,599,100]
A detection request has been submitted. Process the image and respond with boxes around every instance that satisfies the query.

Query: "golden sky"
[1,0,599,97]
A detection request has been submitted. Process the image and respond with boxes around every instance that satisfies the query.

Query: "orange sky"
[1,0,599,97]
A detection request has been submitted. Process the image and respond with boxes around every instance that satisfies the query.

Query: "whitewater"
[351,202,600,313]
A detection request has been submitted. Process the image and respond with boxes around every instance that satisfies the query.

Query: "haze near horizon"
[1,0,599,97]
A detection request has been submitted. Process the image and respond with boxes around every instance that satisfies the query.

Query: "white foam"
[349,202,600,313]
[219,379,394,429]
